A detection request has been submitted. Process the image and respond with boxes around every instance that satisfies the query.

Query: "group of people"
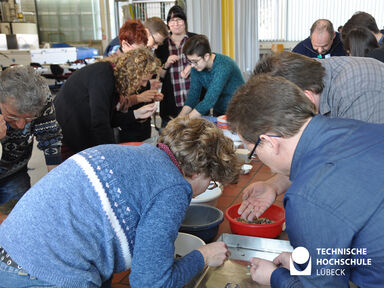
[293,11,384,62]
[0,4,245,288]
[0,5,384,288]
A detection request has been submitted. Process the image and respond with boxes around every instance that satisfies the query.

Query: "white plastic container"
[191,182,223,206]
[174,232,205,257]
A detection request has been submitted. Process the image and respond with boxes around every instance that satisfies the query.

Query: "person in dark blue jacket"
[292,19,347,59]
[227,74,384,288]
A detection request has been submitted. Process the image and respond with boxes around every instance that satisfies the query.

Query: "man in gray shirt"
[253,51,384,123]
[237,51,384,221]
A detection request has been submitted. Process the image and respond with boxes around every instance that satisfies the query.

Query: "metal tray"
[190,233,293,288]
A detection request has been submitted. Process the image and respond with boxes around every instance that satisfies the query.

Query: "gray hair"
[0,66,50,115]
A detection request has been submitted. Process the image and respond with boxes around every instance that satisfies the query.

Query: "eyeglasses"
[248,135,282,160]
[4,115,37,122]
[208,180,218,190]
[168,18,184,25]
[149,30,159,46]
[187,57,203,66]
[1,106,37,122]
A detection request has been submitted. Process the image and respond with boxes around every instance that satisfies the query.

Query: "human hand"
[137,90,158,103]
[165,55,179,68]
[197,241,230,267]
[238,181,277,220]
[133,103,157,119]
[249,257,277,285]
[0,115,7,139]
[154,92,163,102]
[180,65,191,79]
[273,252,291,270]
[149,79,162,91]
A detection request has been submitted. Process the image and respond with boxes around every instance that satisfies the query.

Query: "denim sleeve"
[282,193,353,287]
[271,267,302,288]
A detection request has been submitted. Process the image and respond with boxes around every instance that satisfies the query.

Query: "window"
[36,0,101,43]
[259,0,384,41]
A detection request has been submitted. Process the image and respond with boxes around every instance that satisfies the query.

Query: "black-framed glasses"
[248,135,282,159]
[187,57,202,66]
[208,180,218,190]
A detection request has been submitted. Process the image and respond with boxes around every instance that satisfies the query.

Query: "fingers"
[273,254,283,266]
[242,188,252,200]
[0,115,7,139]
[238,199,255,219]
[167,55,179,65]
[154,93,163,101]
[249,257,262,271]
[238,200,264,221]
[238,199,250,214]
[201,242,231,267]
[272,252,291,269]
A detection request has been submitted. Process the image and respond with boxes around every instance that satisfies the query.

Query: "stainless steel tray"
[190,233,293,288]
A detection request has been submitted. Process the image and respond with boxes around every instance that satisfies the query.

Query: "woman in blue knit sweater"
[0,117,242,288]
[178,35,245,119]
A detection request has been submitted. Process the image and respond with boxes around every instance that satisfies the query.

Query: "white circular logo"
[292,246,310,264]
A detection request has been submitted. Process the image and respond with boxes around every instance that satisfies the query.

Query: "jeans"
[0,261,114,288]
[0,261,56,288]
[0,168,30,214]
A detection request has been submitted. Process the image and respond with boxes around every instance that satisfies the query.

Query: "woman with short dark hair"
[344,27,384,62]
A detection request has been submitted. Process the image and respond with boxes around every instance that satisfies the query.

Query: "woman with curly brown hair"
[105,18,168,143]
[54,48,161,160]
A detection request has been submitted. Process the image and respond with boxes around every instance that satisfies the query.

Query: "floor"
[0,137,281,287]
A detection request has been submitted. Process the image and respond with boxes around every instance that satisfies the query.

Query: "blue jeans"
[0,261,56,288]
[0,261,113,287]
[0,168,31,204]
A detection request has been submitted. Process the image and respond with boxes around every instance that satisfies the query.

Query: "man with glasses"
[238,51,384,224]
[0,66,62,214]
[227,74,384,287]
[178,34,244,119]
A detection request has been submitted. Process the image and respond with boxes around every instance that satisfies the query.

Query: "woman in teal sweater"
[179,35,245,119]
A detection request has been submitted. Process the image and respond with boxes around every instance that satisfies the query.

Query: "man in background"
[293,19,347,59]
[0,66,62,214]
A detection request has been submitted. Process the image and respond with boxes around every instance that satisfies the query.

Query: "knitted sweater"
[0,144,205,288]
[0,94,62,180]
[185,53,245,115]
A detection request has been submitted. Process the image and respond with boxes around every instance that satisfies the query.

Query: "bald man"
[293,19,347,59]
